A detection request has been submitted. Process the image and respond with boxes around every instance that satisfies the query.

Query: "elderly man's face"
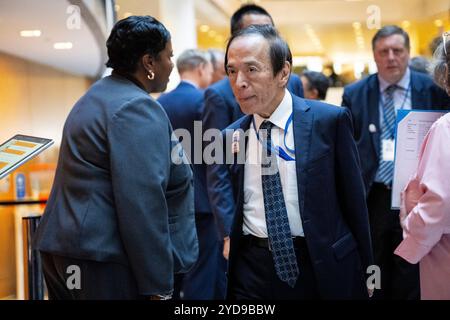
[226,34,288,117]
[373,34,410,84]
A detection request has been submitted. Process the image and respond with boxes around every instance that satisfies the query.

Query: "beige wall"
[0,51,92,298]
[0,51,93,144]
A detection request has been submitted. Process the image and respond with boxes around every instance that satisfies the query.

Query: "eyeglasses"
[442,31,450,55]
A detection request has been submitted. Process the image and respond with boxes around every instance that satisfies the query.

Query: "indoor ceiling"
[0,0,448,78]
[116,0,449,65]
[0,0,107,78]
[194,0,449,59]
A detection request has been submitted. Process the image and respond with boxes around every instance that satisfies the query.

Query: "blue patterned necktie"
[378,84,397,185]
[259,120,299,288]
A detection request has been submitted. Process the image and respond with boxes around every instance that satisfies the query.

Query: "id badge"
[382,139,395,162]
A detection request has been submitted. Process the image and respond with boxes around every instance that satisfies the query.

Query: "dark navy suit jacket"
[208,94,374,299]
[158,81,211,214]
[33,74,198,295]
[342,70,450,192]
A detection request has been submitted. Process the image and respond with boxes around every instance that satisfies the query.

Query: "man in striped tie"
[208,24,373,300]
[342,25,450,300]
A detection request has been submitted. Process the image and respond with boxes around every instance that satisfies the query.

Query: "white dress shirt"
[243,89,304,237]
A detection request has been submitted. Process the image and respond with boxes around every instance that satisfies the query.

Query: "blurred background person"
[429,36,443,57]
[409,56,431,74]
[158,49,226,299]
[300,70,330,100]
[33,16,198,300]
[395,34,450,300]
[342,25,449,300]
[208,49,226,84]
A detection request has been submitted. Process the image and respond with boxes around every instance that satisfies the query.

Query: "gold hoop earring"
[147,70,155,80]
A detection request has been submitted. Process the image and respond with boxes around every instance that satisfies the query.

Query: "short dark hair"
[106,15,171,73]
[225,24,292,77]
[301,71,330,100]
[372,25,410,51]
[230,4,274,36]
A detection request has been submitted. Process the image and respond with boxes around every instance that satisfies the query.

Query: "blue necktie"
[260,120,299,288]
[378,84,397,185]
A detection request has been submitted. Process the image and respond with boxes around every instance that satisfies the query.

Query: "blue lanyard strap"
[252,115,295,162]
[283,113,295,154]
[381,83,411,139]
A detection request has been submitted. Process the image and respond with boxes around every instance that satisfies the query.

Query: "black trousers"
[229,235,320,300]
[367,183,420,300]
[40,251,142,300]
[173,214,227,300]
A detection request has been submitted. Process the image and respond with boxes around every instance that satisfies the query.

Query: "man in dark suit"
[208,24,373,299]
[342,25,450,300]
[158,49,227,299]
[204,3,304,260]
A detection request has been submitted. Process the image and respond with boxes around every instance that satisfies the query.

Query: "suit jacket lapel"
[369,76,381,158]
[292,96,312,216]
[231,116,251,215]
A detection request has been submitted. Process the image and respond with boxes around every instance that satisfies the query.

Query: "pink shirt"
[395,113,450,300]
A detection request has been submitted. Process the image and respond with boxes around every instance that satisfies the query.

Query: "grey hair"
[176,49,210,74]
[430,41,450,92]
[208,49,225,69]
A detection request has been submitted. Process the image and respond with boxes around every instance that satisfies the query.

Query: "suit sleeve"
[166,132,198,273]
[203,87,236,237]
[395,118,450,264]
[335,107,374,271]
[206,129,236,237]
[108,97,195,296]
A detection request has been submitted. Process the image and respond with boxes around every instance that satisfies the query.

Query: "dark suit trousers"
[367,183,420,300]
[174,214,227,300]
[229,235,320,300]
[40,251,141,300]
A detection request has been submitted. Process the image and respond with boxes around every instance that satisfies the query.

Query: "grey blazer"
[33,74,198,296]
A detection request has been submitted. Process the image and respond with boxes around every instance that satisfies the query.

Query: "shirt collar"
[254,89,292,132]
[378,67,410,93]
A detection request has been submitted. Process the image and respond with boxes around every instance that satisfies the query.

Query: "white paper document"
[391,110,447,209]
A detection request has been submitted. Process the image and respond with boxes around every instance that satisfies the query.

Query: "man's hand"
[223,237,230,260]
[147,294,172,300]
[368,287,374,298]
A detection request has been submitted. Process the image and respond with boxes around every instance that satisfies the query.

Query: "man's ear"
[198,63,205,77]
[278,61,291,87]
